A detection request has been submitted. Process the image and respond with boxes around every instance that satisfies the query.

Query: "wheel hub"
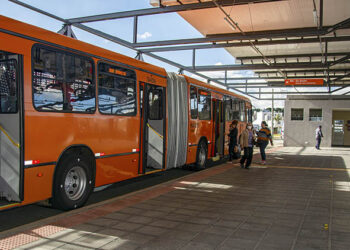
[64,166,87,201]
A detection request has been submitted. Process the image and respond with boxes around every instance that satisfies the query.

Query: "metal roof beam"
[254,68,350,74]
[227,84,348,88]
[138,36,350,52]
[190,62,340,71]
[66,0,280,24]
[329,54,350,67]
[136,17,350,49]
[241,91,331,94]
[236,52,349,61]
[213,75,350,81]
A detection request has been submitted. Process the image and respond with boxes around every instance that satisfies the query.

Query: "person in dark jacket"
[228,120,238,162]
[315,125,323,149]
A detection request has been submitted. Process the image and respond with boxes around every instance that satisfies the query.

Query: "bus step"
[0,199,21,210]
[212,155,220,162]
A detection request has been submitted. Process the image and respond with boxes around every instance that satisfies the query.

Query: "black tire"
[52,153,94,210]
[196,140,208,170]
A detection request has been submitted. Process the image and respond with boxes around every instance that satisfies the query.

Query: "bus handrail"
[147,123,163,139]
[0,124,20,148]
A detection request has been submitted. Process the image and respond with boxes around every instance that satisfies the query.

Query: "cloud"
[137,31,152,40]
[215,62,223,66]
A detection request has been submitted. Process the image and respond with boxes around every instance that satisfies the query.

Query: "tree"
[274,113,283,125]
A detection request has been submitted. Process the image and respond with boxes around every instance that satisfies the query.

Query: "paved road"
[0,160,224,233]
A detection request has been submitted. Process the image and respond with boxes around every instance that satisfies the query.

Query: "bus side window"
[190,86,198,119]
[232,99,240,120]
[98,63,136,116]
[32,46,95,113]
[198,90,211,120]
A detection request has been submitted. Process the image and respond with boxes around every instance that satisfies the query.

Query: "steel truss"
[8,0,350,100]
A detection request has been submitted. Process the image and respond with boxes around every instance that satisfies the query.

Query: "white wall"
[284,95,350,147]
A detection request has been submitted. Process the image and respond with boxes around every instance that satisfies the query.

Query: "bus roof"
[182,75,251,103]
[0,15,167,78]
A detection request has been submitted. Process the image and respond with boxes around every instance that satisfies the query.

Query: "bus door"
[0,51,23,204]
[141,83,166,174]
[212,99,224,157]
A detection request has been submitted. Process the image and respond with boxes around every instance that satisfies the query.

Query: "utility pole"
[271,89,274,136]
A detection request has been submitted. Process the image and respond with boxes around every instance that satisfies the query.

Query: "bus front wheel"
[52,154,93,210]
[196,140,208,170]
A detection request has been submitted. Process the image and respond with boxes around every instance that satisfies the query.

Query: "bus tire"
[52,154,93,210]
[196,140,208,170]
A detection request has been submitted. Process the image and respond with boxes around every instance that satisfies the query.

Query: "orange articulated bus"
[0,16,251,211]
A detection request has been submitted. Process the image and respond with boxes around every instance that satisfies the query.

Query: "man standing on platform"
[315,125,323,150]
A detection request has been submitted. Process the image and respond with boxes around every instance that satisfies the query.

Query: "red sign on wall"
[285,79,324,86]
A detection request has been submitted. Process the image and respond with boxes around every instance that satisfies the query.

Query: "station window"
[32,46,95,113]
[198,89,211,120]
[291,108,304,121]
[240,101,246,122]
[148,86,163,120]
[190,86,198,119]
[0,58,17,113]
[309,108,322,121]
[98,63,136,116]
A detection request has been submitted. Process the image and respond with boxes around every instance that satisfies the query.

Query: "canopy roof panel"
[176,0,350,35]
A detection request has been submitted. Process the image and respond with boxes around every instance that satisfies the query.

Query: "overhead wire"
[212,0,286,99]
[212,0,286,81]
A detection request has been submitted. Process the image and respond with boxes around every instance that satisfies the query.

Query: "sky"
[1,0,337,109]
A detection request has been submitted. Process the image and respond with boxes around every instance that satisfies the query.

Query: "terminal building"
[284,95,350,147]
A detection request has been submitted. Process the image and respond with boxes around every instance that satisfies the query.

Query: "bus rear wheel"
[196,140,207,170]
[52,154,93,210]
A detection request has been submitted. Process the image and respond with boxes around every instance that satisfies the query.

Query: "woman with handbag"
[239,122,256,169]
[228,120,239,162]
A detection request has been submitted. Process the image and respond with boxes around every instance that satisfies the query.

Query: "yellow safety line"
[0,202,21,210]
[252,164,350,172]
[144,169,164,175]
[147,123,163,139]
[0,125,20,148]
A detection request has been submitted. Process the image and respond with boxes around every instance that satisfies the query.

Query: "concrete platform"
[1,143,350,250]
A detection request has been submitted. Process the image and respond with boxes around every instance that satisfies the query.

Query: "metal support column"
[271,89,274,135]
[192,49,196,69]
[133,16,138,44]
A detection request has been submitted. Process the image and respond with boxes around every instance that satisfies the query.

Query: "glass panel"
[291,108,304,120]
[198,90,211,120]
[240,101,246,122]
[309,108,322,121]
[232,100,240,120]
[32,47,95,113]
[190,87,198,119]
[98,63,136,116]
[148,87,163,120]
[248,109,253,123]
[0,59,17,113]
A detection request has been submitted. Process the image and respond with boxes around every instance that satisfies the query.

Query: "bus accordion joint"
[0,125,20,148]
[147,123,163,139]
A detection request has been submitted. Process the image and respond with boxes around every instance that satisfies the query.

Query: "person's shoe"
[245,166,250,169]
[261,161,266,165]
[240,163,244,168]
